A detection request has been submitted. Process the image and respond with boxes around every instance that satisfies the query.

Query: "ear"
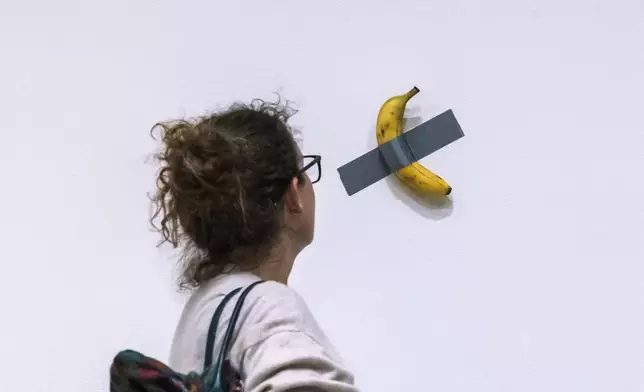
[282,177,304,213]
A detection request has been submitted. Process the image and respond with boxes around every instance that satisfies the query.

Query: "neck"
[252,240,299,284]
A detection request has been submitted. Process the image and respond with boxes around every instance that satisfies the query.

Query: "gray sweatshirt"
[169,271,359,392]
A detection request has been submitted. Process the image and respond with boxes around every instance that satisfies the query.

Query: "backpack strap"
[215,281,265,368]
[208,280,265,390]
[204,287,242,370]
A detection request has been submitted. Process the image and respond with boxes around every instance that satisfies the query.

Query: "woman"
[150,99,358,392]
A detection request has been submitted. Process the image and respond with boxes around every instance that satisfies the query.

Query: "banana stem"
[407,86,420,99]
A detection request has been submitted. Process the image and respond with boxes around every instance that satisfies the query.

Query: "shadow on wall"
[367,106,454,221]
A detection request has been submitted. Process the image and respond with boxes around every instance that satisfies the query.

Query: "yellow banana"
[376,86,452,196]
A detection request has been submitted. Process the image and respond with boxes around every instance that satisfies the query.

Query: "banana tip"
[445,186,452,196]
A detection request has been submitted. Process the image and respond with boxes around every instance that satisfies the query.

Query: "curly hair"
[149,98,302,289]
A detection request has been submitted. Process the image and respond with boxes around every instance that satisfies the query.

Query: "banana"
[376,86,452,196]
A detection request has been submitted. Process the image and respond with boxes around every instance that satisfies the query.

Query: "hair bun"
[150,99,300,289]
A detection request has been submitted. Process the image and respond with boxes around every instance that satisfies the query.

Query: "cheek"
[306,184,315,213]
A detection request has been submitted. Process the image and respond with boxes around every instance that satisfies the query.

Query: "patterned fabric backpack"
[110,281,265,392]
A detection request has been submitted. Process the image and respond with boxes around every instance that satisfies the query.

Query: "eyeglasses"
[268,154,322,203]
[299,155,321,184]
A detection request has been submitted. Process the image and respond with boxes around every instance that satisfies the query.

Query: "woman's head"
[150,99,320,288]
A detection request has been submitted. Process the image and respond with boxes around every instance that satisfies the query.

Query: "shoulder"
[240,280,320,340]
[237,280,346,362]
[250,279,304,303]
[195,274,341,361]
[238,282,357,391]
[251,280,311,315]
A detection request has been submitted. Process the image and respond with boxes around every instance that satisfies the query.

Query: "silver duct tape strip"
[337,109,464,196]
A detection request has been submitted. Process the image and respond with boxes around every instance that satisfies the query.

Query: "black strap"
[214,280,265,372]
[203,280,265,372]
[204,287,242,370]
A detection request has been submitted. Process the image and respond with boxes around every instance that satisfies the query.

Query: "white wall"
[1,1,643,391]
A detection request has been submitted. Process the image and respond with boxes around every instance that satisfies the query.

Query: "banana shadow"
[383,176,454,221]
[368,108,454,221]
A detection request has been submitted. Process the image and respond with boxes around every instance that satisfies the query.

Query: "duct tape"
[337,109,464,196]
[378,136,418,172]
